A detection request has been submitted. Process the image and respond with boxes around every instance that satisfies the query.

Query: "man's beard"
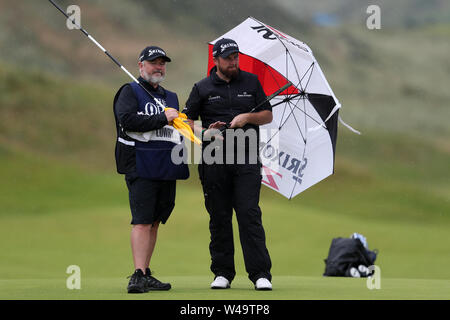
[142,70,165,85]
[218,64,239,80]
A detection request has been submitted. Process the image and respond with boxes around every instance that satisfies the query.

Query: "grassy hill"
[0,0,449,299]
[0,0,307,87]
[2,1,449,138]
[277,0,450,28]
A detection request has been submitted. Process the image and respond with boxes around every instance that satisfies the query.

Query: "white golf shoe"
[255,278,272,290]
[211,276,230,289]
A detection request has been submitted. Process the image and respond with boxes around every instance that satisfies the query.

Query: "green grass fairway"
[1,276,449,300]
[1,148,449,299]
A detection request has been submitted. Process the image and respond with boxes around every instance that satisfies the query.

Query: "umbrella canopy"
[208,17,341,199]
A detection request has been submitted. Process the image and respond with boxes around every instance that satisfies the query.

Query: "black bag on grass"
[323,237,378,277]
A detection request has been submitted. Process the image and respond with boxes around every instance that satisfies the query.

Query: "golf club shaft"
[47,0,165,109]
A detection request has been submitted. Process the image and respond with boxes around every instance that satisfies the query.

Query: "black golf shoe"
[127,269,148,293]
[145,268,171,291]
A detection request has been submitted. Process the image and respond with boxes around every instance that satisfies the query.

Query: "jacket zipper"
[227,84,232,115]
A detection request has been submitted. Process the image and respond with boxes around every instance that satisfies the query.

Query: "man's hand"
[204,121,226,140]
[229,113,249,128]
[208,121,227,130]
[164,108,179,123]
[230,110,273,128]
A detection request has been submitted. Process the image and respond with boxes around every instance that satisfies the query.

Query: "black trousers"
[199,163,272,284]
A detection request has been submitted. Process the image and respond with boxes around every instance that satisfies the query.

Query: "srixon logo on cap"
[219,42,238,53]
[149,49,166,56]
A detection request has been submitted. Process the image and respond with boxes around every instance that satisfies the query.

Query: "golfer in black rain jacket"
[183,38,273,290]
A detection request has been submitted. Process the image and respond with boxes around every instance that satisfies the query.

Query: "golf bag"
[323,237,378,277]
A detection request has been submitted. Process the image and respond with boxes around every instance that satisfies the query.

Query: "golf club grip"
[219,123,230,134]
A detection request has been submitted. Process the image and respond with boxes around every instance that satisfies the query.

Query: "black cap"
[139,46,171,62]
[212,38,239,58]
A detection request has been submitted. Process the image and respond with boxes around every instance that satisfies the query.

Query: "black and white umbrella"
[208,17,359,199]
